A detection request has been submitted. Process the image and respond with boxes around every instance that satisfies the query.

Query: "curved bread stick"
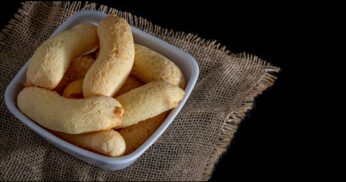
[17,87,123,134]
[83,15,135,97]
[27,23,98,89]
[132,44,186,88]
[52,130,126,157]
[115,81,184,128]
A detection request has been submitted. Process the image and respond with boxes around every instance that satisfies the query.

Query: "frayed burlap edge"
[201,53,279,180]
[0,1,279,180]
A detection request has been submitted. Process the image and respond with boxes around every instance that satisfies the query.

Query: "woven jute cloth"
[0,1,279,181]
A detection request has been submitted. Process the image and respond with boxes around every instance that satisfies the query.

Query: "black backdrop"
[0,1,310,180]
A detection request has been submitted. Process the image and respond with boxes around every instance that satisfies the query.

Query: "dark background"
[0,1,312,180]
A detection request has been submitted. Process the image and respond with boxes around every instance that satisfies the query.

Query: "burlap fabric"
[0,1,279,181]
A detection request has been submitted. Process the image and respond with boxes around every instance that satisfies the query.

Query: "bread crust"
[114,75,144,97]
[17,87,123,134]
[83,15,135,97]
[54,55,94,94]
[119,111,169,154]
[115,81,185,128]
[132,44,186,89]
[63,79,83,98]
[52,129,126,157]
[26,23,98,89]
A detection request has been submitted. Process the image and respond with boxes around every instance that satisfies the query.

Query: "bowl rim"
[4,10,199,164]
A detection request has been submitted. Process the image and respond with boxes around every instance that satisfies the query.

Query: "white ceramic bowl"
[4,10,199,170]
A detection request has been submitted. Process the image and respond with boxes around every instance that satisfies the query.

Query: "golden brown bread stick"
[118,111,169,154]
[26,23,98,89]
[132,44,186,89]
[17,87,123,134]
[83,15,135,97]
[52,130,126,157]
[115,81,185,128]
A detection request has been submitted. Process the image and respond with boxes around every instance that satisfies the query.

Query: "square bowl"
[4,10,199,170]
